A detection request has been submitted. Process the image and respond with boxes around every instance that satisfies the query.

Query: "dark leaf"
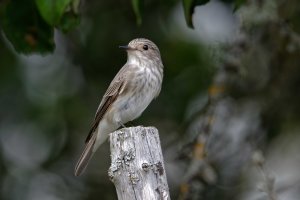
[182,0,210,28]
[0,0,54,54]
[35,0,72,25]
[131,0,143,26]
[35,0,80,32]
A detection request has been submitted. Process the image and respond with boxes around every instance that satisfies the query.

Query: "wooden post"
[108,126,170,200]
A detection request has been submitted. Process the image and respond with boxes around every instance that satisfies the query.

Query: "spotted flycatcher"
[74,38,164,176]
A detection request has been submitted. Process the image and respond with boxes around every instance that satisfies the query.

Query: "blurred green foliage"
[35,0,80,32]
[0,0,54,53]
[182,0,245,28]
[182,0,210,28]
[0,0,244,53]
[1,0,300,200]
[131,0,143,25]
[0,0,218,198]
[0,0,80,54]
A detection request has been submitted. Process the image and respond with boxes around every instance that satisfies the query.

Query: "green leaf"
[182,0,210,28]
[131,0,143,26]
[35,0,80,32]
[35,0,71,25]
[0,0,55,54]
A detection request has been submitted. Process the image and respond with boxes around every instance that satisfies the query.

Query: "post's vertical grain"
[108,126,170,200]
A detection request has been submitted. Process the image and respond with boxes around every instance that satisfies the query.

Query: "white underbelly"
[93,90,155,151]
[114,90,155,124]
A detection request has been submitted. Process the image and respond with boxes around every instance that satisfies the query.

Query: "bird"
[74,38,164,176]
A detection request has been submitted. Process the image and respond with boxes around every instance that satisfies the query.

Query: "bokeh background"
[1,0,300,199]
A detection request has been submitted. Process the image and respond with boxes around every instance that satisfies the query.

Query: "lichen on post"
[108,126,170,200]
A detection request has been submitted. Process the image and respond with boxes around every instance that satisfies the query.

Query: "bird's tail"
[74,134,96,176]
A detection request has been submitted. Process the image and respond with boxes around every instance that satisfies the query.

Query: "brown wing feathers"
[85,81,124,143]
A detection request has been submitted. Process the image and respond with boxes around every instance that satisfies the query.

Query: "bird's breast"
[113,67,161,124]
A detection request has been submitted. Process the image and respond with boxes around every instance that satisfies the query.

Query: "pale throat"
[127,53,151,67]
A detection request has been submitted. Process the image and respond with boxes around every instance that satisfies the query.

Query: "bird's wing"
[75,64,132,176]
[84,65,129,143]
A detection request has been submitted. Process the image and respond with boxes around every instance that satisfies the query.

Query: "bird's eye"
[143,45,148,50]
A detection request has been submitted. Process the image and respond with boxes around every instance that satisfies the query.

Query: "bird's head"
[119,38,161,65]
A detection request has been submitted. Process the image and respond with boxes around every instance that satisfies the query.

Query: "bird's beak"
[119,45,134,50]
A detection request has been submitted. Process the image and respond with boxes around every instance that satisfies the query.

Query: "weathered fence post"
[108,126,170,200]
